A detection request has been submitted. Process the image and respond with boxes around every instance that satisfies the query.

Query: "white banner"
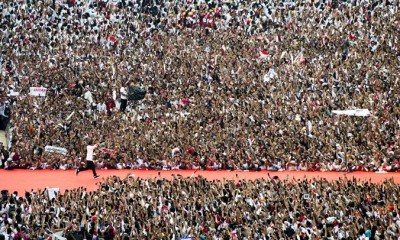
[332,109,371,117]
[30,87,47,97]
[45,146,68,155]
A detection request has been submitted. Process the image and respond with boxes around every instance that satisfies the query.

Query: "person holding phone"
[76,140,100,179]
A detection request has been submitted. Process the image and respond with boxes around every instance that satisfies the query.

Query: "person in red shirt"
[106,96,115,116]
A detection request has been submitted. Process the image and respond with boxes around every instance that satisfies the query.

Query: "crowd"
[1,0,400,172]
[0,174,399,239]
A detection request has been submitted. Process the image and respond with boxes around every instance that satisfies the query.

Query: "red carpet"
[0,169,398,194]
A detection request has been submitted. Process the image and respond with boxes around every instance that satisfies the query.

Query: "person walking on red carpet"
[76,140,100,179]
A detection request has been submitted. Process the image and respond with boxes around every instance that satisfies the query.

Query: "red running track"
[0,169,399,194]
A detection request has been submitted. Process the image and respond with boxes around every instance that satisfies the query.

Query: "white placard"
[45,146,68,155]
[332,109,371,117]
[47,188,60,200]
[30,87,47,97]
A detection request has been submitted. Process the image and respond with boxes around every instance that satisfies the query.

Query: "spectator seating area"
[0,0,399,172]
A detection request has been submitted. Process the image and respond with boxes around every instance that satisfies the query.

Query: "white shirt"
[120,87,128,100]
[97,102,107,112]
[86,145,97,161]
[171,147,180,157]
[84,90,93,103]
[2,233,12,239]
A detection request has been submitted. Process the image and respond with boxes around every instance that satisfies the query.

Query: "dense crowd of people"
[1,1,399,239]
[0,174,399,239]
[1,0,400,172]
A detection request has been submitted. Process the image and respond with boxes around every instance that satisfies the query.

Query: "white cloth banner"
[30,87,47,96]
[332,109,371,117]
[45,146,68,155]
